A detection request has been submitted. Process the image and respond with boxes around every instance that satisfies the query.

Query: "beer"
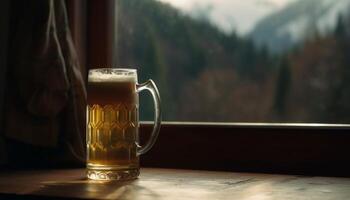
[87,70,139,179]
[86,68,161,181]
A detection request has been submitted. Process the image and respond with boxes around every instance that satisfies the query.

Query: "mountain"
[250,0,350,53]
[113,0,350,122]
[114,0,274,120]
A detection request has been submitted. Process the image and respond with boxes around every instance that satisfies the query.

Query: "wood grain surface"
[0,168,350,199]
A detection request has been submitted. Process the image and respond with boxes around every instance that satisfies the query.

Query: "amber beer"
[87,80,139,174]
[86,68,161,181]
[87,80,139,165]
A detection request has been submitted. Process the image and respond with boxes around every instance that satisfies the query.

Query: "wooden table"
[0,168,350,199]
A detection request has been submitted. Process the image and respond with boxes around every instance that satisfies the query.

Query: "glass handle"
[136,79,161,156]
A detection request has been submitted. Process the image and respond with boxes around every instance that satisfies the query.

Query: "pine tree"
[334,14,346,38]
[274,57,291,117]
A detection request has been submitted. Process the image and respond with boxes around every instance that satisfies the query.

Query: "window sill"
[142,121,350,129]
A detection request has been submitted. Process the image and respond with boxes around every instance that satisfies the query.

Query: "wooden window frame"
[67,1,350,177]
[140,122,350,177]
[66,0,114,71]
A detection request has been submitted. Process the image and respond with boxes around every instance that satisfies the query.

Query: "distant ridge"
[250,0,350,53]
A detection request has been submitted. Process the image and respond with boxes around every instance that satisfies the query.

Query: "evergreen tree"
[334,14,346,38]
[274,57,291,117]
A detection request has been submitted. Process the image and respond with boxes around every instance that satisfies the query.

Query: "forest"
[114,0,350,123]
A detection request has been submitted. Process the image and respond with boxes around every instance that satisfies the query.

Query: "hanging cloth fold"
[2,0,86,164]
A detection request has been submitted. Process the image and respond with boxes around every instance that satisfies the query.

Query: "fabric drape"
[0,0,86,166]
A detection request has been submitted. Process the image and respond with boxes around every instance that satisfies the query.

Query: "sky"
[157,0,296,35]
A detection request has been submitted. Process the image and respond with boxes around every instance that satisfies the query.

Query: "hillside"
[114,0,274,120]
[283,15,350,123]
[113,0,350,123]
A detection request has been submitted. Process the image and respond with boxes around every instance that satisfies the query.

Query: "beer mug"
[86,68,161,180]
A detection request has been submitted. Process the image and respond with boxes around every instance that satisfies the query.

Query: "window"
[112,0,350,123]
[67,0,350,176]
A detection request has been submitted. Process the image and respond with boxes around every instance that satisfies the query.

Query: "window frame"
[67,0,350,177]
[140,122,350,177]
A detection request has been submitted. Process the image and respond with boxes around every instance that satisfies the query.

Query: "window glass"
[114,0,350,123]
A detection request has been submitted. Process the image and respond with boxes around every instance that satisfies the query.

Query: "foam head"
[88,68,137,83]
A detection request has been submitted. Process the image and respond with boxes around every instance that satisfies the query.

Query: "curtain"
[0,0,86,167]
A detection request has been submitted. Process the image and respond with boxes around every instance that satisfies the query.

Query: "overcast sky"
[157,0,296,35]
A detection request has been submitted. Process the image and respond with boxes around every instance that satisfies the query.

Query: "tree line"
[114,0,350,123]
